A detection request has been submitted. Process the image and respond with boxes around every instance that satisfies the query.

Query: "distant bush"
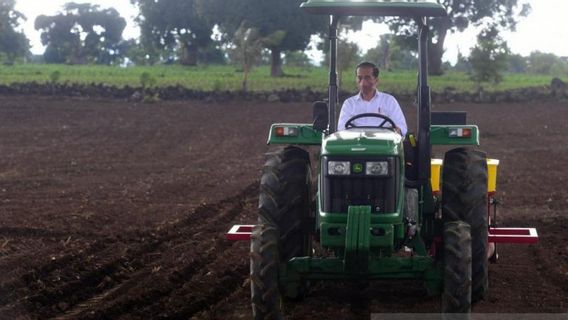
[140,72,157,89]
[49,70,61,84]
[527,51,568,76]
[284,51,312,69]
[469,27,509,85]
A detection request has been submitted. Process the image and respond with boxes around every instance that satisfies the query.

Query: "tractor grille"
[321,156,399,214]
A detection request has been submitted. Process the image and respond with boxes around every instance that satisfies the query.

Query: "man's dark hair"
[356,61,379,78]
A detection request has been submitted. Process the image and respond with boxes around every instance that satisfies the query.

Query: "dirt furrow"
[144,240,251,319]
[50,183,258,319]
[0,238,114,309]
[190,283,251,320]
[0,227,74,239]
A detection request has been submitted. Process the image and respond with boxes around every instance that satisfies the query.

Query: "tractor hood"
[321,129,403,156]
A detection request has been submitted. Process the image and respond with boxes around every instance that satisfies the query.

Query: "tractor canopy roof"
[300,0,446,17]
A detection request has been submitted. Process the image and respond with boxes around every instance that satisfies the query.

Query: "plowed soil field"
[1,95,567,319]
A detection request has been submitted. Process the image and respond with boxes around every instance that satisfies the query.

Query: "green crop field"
[0,64,564,94]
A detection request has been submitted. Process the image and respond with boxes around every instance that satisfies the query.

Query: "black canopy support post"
[328,15,339,133]
[417,17,431,183]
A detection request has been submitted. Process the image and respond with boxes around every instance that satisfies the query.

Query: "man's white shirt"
[337,90,408,136]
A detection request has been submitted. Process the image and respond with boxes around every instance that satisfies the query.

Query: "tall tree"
[363,35,418,71]
[469,26,509,84]
[35,3,126,64]
[336,38,360,88]
[527,51,567,75]
[0,0,30,62]
[506,53,526,73]
[363,34,395,71]
[198,0,325,76]
[229,23,264,92]
[453,49,471,72]
[131,0,213,66]
[385,0,530,75]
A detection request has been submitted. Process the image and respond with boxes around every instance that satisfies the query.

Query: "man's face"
[356,67,378,96]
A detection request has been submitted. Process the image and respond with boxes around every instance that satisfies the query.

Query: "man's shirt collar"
[356,90,378,101]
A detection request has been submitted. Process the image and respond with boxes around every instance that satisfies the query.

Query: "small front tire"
[442,221,472,315]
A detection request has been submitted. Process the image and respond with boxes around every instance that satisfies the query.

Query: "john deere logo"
[353,163,363,173]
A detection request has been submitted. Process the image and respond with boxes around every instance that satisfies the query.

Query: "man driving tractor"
[337,61,408,135]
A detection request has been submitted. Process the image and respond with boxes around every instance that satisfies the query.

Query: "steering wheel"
[344,113,397,130]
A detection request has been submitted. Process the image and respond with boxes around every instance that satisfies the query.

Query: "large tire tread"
[251,146,312,319]
[258,146,311,260]
[442,147,489,303]
[251,225,282,320]
[442,221,472,314]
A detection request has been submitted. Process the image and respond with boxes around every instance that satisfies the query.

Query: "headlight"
[328,161,350,175]
[366,161,389,176]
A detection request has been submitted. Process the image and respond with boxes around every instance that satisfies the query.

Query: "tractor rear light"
[328,161,350,175]
[274,126,299,137]
[448,127,472,138]
[365,161,389,176]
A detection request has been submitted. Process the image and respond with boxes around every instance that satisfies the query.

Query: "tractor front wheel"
[250,146,312,319]
[442,147,489,303]
[250,224,282,320]
[442,221,472,314]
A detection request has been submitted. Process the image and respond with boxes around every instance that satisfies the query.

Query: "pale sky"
[13,0,568,64]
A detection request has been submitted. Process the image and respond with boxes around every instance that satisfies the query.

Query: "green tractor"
[226,1,538,318]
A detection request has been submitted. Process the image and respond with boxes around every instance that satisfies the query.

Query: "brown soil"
[0,95,566,319]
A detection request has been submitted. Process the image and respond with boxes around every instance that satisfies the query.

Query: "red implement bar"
[227,225,539,244]
[226,224,254,241]
[488,227,539,244]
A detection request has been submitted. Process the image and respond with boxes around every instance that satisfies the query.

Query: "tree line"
[1,0,564,81]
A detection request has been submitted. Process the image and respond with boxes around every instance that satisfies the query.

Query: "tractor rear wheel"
[442,221,472,314]
[250,146,312,319]
[442,147,489,303]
